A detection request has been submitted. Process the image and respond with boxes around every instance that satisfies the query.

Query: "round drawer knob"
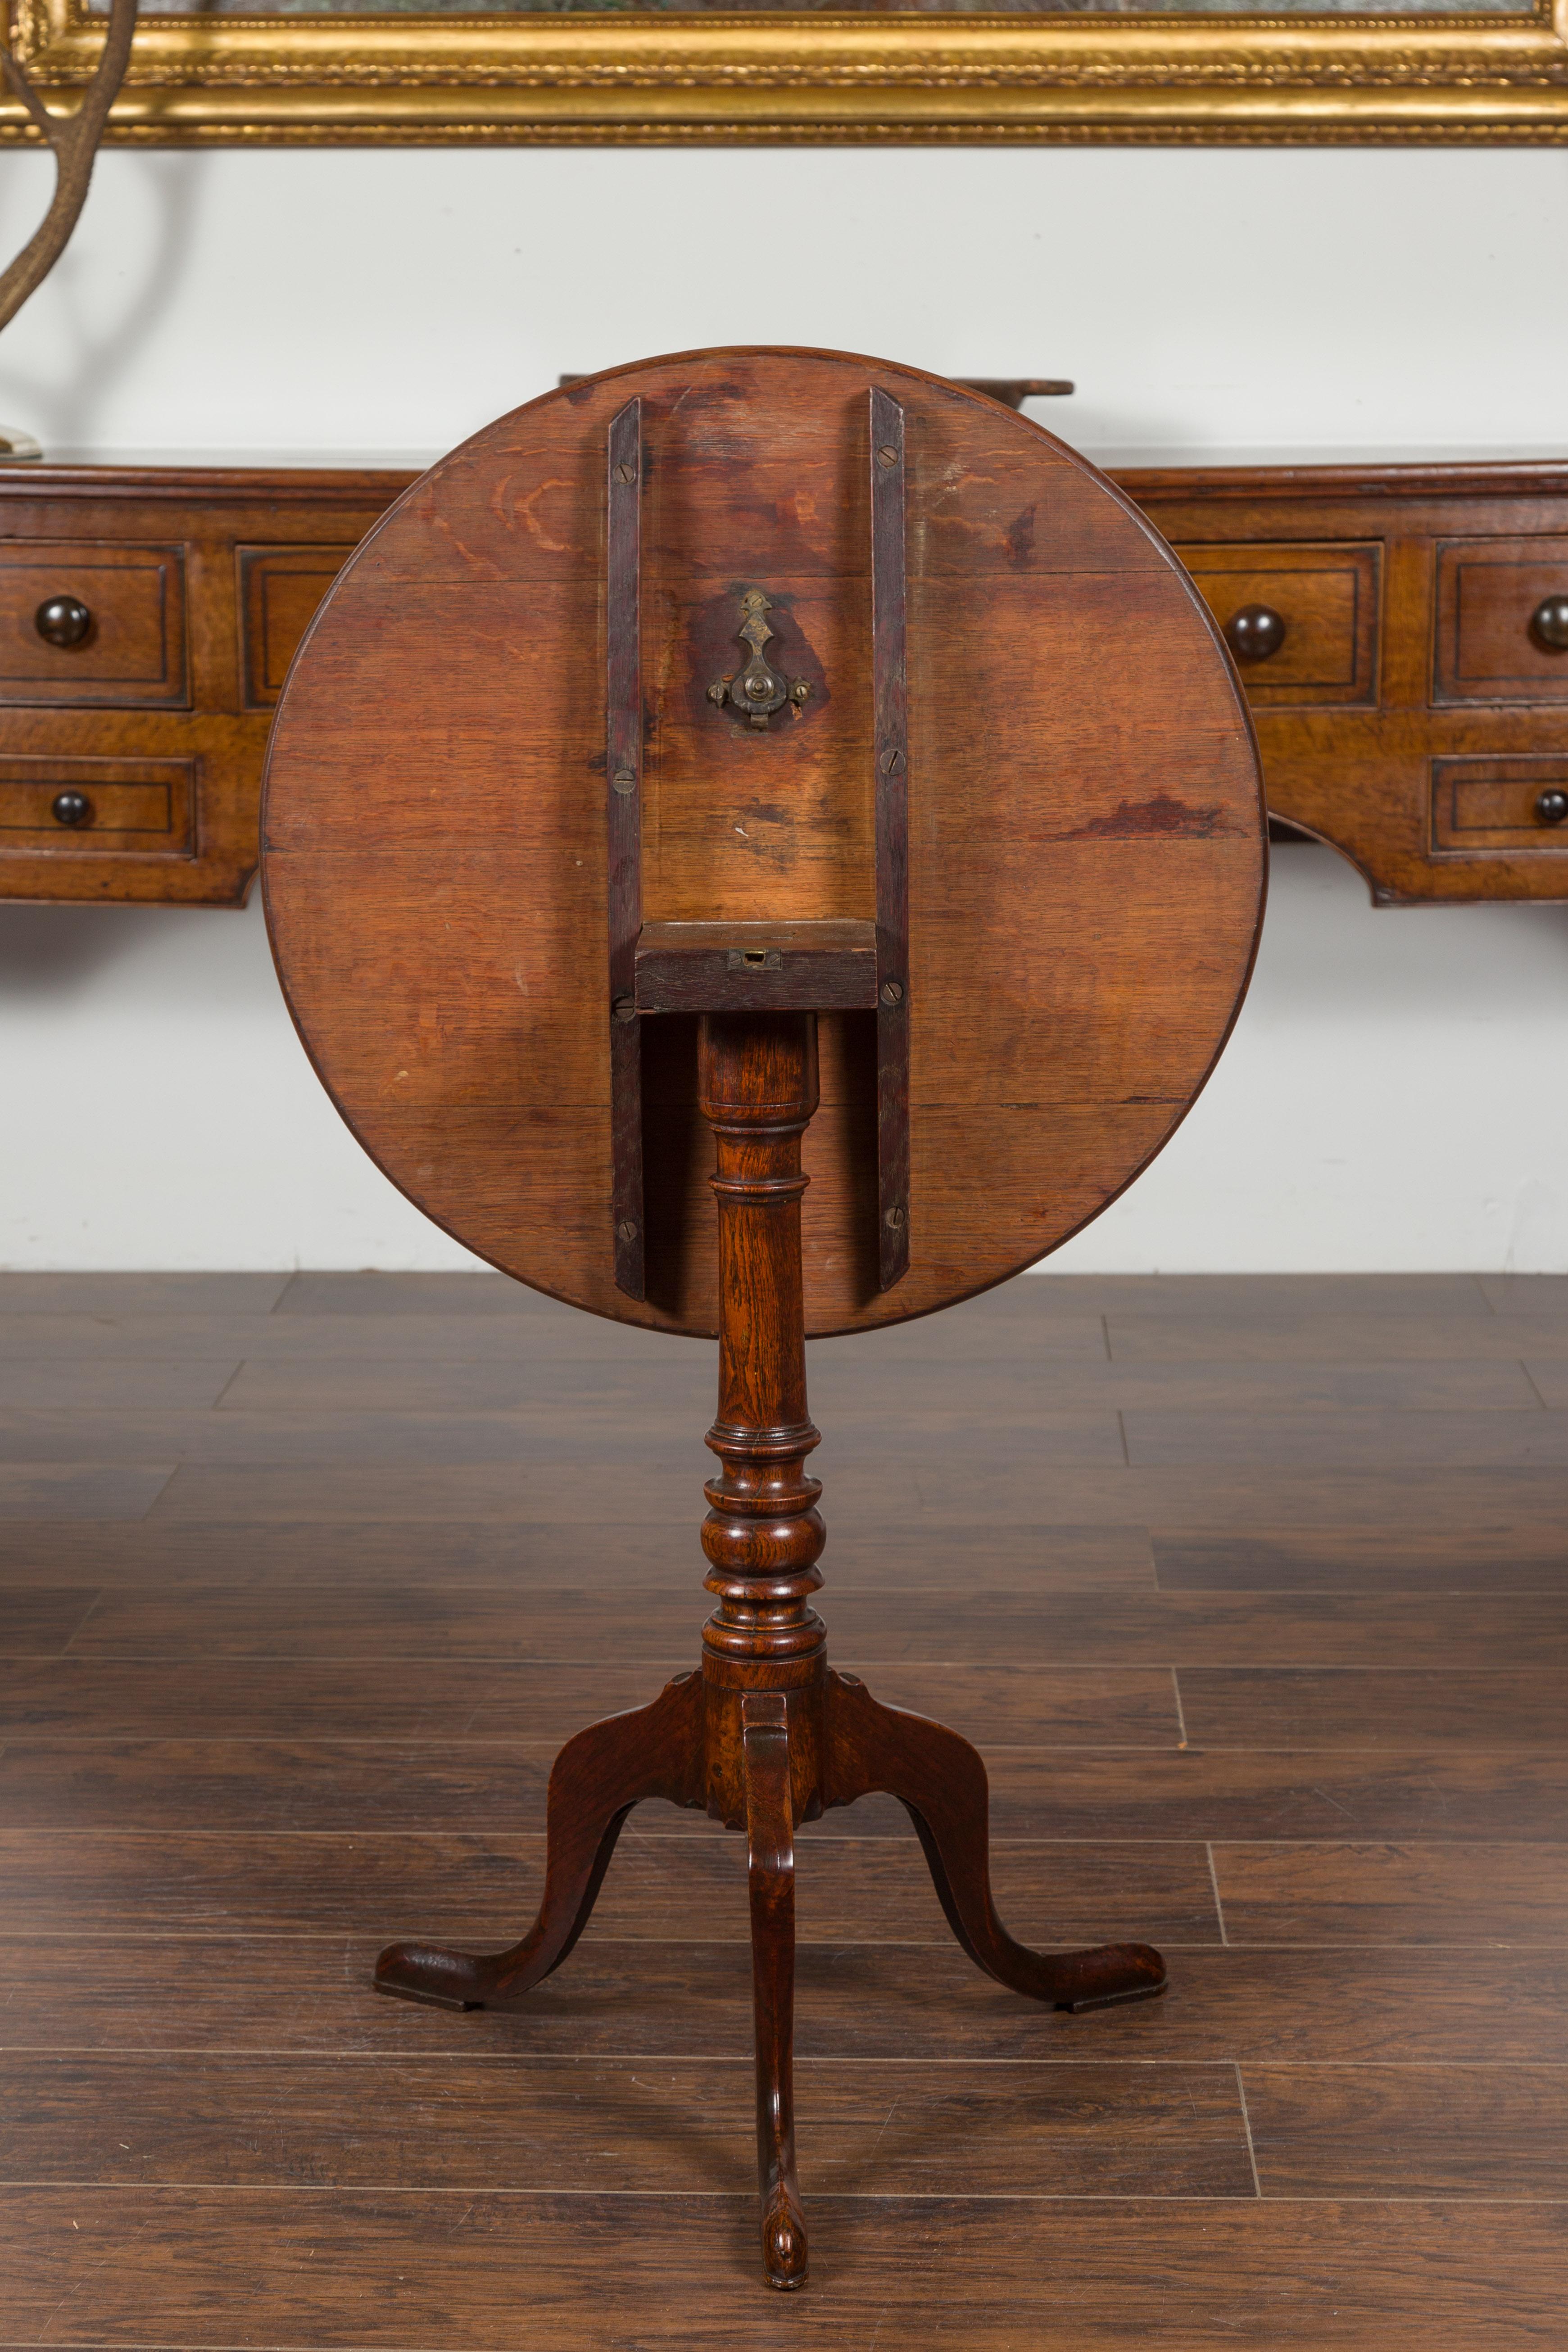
[35,594,91,648]
[51,789,92,827]
[1224,604,1287,663]
[1530,594,1568,652]
[1535,788,1568,827]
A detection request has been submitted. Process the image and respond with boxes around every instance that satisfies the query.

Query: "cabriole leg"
[824,1669,1166,2012]
[743,1688,809,2289]
[374,1667,704,2011]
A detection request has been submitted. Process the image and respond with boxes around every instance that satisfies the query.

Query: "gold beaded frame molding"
[7,0,1567,149]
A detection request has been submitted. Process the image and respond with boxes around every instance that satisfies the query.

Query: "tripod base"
[376,1654,1165,2290]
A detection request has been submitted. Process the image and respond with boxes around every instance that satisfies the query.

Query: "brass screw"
[790,680,811,702]
[880,978,904,1006]
[708,680,728,704]
[615,461,637,484]
[879,748,906,776]
[611,768,636,795]
[876,444,899,468]
[617,1219,638,1243]
[612,996,637,1024]
[885,1205,907,1231]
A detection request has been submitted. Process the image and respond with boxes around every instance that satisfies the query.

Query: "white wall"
[5,848,1568,1274]
[0,145,1566,1273]
[2,147,1567,463]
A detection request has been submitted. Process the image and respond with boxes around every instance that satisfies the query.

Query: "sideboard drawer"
[238,544,358,710]
[1435,537,1568,704]
[0,754,195,853]
[0,465,408,904]
[1173,542,1379,708]
[0,541,188,707]
[1431,755,1568,852]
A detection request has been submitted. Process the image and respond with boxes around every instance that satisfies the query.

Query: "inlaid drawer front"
[1431,756,1568,853]
[0,755,195,853]
[1435,537,1568,704]
[0,541,187,707]
[238,545,357,710]
[1174,542,1380,708]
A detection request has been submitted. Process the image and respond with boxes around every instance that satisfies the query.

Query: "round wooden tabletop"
[263,347,1265,1339]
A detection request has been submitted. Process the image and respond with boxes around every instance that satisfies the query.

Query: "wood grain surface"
[1125,462,1568,909]
[4,1268,1568,2344]
[0,468,401,906]
[9,2190,1561,2350]
[262,350,1264,1337]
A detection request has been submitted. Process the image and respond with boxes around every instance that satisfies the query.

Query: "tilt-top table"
[261,346,1266,2290]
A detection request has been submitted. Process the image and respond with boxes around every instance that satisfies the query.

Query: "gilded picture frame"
[5,0,1567,145]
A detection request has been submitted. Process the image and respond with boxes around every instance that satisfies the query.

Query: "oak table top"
[262,348,1265,1338]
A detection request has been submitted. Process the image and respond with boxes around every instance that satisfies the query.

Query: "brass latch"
[708,589,811,729]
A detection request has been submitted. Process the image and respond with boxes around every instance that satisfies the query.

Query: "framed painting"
[6,0,1567,144]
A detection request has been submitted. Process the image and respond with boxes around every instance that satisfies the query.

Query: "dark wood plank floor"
[2,1268,1566,2348]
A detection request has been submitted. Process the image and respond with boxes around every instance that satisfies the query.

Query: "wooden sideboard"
[1,455,1566,909]
[1126,459,1568,906]
[0,465,400,907]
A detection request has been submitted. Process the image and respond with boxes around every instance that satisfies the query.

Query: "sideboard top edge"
[0,453,1564,503]
[1109,457,1568,501]
[0,461,425,498]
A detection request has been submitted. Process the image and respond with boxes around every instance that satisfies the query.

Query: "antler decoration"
[0,0,138,342]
